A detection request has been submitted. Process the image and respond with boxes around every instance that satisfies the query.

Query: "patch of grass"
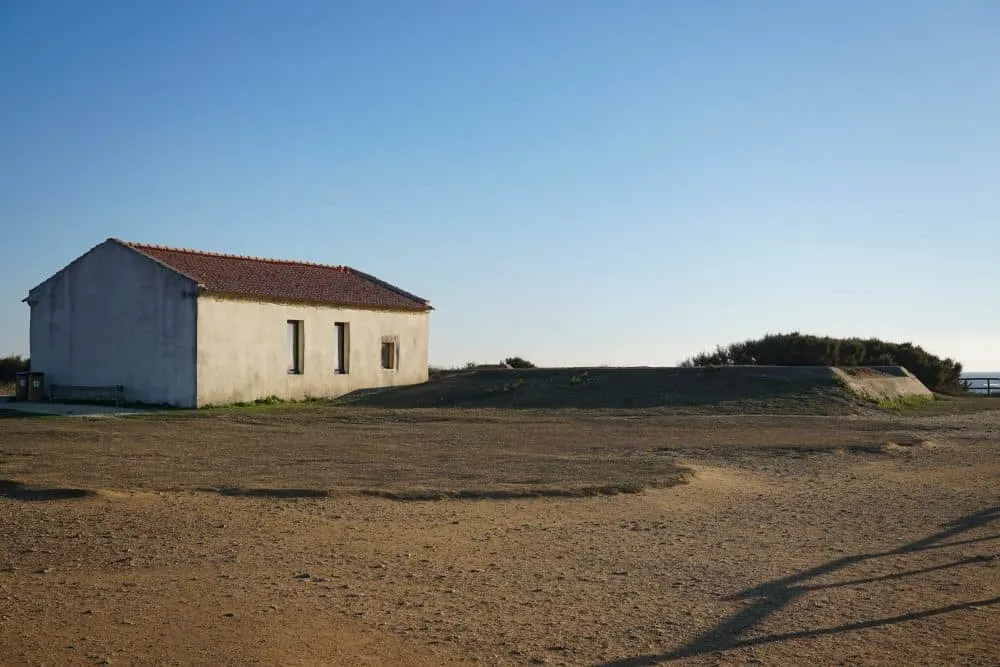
[503,378,525,392]
[356,480,677,502]
[253,395,285,406]
[201,395,329,410]
[203,486,331,499]
[193,477,692,502]
[872,395,935,411]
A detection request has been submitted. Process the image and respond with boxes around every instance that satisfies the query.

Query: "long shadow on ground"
[198,481,672,501]
[0,479,95,500]
[599,505,1000,666]
[209,487,331,498]
[0,409,55,419]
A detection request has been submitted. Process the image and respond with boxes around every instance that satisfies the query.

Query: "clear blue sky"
[2,1,998,369]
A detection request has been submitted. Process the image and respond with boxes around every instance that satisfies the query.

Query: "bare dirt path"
[1,407,998,665]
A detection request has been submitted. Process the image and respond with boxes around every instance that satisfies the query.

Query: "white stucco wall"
[27,240,198,406]
[196,295,429,406]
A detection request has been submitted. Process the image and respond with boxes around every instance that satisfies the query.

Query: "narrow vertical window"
[381,338,397,370]
[287,320,303,374]
[335,322,349,374]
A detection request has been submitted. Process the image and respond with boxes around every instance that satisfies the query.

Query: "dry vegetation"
[0,354,28,396]
[1,404,998,665]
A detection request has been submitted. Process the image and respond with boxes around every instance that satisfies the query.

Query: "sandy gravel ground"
[1,408,998,665]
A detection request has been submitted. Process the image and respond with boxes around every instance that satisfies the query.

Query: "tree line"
[0,355,29,384]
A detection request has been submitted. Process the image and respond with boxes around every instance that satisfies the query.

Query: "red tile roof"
[117,239,430,311]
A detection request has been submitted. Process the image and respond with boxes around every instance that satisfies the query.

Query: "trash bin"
[14,372,29,401]
[25,372,44,402]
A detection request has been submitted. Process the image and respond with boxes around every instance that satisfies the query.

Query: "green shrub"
[682,333,963,393]
[0,355,29,384]
[504,356,536,369]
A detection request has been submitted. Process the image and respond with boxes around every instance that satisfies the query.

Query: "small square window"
[381,341,396,370]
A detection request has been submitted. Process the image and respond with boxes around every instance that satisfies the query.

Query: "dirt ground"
[1,405,998,666]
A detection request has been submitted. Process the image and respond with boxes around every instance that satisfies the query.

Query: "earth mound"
[338,366,930,413]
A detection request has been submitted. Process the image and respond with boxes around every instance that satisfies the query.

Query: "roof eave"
[200,289,432,313]
[344,267,431,308]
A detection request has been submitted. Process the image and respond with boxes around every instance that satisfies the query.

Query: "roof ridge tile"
[121,240,349,271]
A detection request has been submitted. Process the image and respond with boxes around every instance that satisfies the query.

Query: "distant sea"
[961,371,1000,395]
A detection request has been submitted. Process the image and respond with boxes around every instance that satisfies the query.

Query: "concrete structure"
[830,366,933,403]
[24,239,431,407]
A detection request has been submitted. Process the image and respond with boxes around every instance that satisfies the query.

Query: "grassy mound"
[339,366,867,413]
[682,333,962,393]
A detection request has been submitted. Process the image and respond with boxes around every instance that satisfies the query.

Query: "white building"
[24,239,431,407]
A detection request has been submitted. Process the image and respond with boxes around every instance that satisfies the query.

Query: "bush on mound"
[680,333,963,394]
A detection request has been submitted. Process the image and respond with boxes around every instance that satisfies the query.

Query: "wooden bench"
[48,384,125,407]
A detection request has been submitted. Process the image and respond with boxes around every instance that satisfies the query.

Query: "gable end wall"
[27,240,198,406]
